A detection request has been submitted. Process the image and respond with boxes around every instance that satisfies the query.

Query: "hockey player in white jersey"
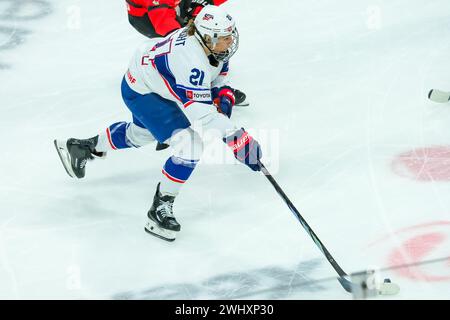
[54,5,262,241]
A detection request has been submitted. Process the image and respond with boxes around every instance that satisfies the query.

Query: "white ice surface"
[0,0,449,299]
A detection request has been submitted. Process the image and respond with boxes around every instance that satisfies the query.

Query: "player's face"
[213,35,233,53]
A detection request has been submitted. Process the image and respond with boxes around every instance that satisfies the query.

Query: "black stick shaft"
[259,161,353,292]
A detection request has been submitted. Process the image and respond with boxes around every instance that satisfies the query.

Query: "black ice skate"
[145,183,180,242]
[155,141,170,151]
[54,136,105,179]
[233,88,249,107]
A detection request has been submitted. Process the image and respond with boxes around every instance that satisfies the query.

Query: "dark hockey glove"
[224,128,262,171]
[212,86,235,118]
[186,0,213,20]
[159,0,182,7]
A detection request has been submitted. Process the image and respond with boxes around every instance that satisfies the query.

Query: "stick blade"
[338,276,353,293]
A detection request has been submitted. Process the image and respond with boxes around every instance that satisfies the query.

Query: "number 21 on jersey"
[190,68,205,86]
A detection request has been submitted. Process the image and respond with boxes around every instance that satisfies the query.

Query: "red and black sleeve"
[212,0,227,5]
[187,0,229,20]
[147,7,182,37]
[126,0,182,38]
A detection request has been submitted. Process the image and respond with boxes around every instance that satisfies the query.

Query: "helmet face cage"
[194,6,239,62]
[195,27,239,62]
[213,27,239,62]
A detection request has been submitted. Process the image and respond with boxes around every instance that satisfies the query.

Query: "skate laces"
[157,200,174,219]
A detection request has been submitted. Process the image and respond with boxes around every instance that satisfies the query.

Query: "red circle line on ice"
[369,221,450,282]
[391,146,450,181]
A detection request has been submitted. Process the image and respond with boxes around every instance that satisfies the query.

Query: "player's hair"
[187,21,196,36]
[187,21,213,46]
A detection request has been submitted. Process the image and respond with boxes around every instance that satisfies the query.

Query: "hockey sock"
[96,122,135,152]
[160,156,199,196]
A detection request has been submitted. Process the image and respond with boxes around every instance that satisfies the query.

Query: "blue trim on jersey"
[153,55,189,104]
[163,156,199,182]
[176,84,210,91]
[220,61,229,74]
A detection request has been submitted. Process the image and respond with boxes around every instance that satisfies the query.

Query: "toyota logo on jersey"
[186,90,211,101]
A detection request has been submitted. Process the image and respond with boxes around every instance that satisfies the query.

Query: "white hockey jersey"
[125,27,237,136]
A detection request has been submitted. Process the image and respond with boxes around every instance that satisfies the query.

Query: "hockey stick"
[258,161,353,292]
[259,161,401,295]
[259,162,400,297]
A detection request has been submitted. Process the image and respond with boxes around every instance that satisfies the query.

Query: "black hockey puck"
[384,278,391,283]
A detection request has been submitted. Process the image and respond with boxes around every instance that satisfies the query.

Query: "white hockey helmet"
[193,5,239,62]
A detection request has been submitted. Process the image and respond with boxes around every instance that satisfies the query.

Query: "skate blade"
[145,219,177,242]
[92,152,107,160]
[54,140,76,178]
[428,89,450,103]
[235,100,250,107]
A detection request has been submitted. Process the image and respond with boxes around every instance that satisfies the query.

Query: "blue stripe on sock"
[163,156,198,182]
[109,121,132,149]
